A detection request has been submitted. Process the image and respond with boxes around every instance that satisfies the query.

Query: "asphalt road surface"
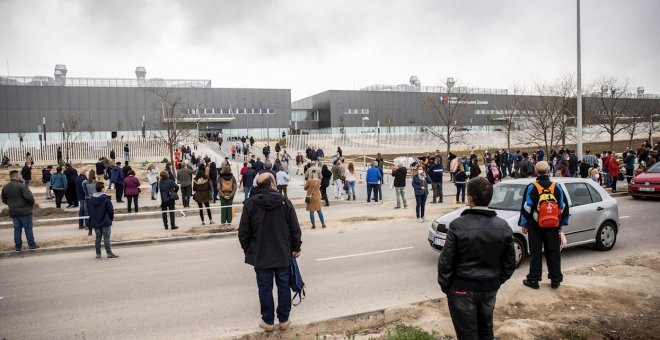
[0,196,658,339]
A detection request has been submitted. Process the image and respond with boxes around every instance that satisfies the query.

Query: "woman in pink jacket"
[123,170,141,213]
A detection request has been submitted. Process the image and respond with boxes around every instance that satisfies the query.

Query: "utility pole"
[576,0,584,158]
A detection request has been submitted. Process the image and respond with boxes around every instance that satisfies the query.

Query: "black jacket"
[42,169,51,183]
[238,189,302,269]
[1,180,35,216]
[21,166,32,181]
[392,167,408,187]
[87,192,114,227]
[64,167,78,186]
[438,208,516,293]
[159,178,179,203]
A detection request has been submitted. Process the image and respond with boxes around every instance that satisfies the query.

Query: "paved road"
[0,196,657,339]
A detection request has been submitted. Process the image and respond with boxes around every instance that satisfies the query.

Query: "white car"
[427,178,620,267]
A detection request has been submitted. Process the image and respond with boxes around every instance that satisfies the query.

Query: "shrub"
[387,324,437,340]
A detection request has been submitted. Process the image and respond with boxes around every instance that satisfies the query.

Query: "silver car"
[427,178,620,267]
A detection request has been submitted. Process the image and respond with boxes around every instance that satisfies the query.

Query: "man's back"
[238,189,301,269]
[1,181,34,216]
[438,209,515,291]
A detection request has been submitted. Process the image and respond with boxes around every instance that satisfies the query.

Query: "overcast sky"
[1,0,658,100]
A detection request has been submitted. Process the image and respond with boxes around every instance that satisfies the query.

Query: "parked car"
[427,178,620,268]
[628,162,660,199]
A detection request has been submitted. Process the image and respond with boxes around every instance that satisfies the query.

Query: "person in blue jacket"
[87,182,118,260]
[365,161,382,204]
[109,161,125,203]
[412,165,432,222]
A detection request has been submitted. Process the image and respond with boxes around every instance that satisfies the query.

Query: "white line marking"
[316,246,414,261]
[620,216,630,219]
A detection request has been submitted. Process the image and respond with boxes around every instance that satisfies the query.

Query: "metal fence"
[1,139,173,165]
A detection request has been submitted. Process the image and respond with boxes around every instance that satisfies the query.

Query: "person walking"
[345,163,357,201]
[438,177,516,339]
[485,160,502,185]
[468,158,481,179]
[177,161,196,208]
[238,173,302,332]
[51,166,67,208]
[607,153,621,193]
[42,165,54,199]
[623,151,636,184]
[123,170,141,213]
[123,144,130,163]
[82,170,97,236]
[193,170,214,225]
[110,161,125,203]
[241,163,256,201]
[392,163,408,209]
[320,164,331,207]
[276,166,290,198]
[305,169,326,228]
[109,149,116,162]
[366,161,382,205]
[87,182,118,260]
[429,158,444,203]
[412,166,432,222]
[20,163,32,188]
[454,163,468,204]
[75,170,89,229]
[57,146,63,165]
[147,164,160,200]
[331,160,344,200]
[64,163,79,208]
[209,162,218,203]
[519,161,569,290]
[218,165,238,226]
[159,171,179,230]
[2,170,39,252]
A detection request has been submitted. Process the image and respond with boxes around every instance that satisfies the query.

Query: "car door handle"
[596,207,604,211]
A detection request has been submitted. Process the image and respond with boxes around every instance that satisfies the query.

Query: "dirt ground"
[233,252,660,340]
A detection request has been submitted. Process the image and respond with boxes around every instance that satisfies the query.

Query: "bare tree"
[148,88,193,165]
[56,112,85,162]
[517,76,576,155]
[425,84,470,155]
[491,85,525,151]
[586,77,634,150]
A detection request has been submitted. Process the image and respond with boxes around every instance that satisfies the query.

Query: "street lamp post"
[362,116,370,167]
[42,117,47,145]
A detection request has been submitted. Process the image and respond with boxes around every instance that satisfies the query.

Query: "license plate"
[639,188,655,192]
[433,238,445,247]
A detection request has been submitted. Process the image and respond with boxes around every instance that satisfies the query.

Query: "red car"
[629,162,660,199]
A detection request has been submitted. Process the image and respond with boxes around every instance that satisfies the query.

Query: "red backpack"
[532,182,561,228]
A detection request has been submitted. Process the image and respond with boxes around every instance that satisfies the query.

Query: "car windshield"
[646,162,660,173]
[488,183,527,211]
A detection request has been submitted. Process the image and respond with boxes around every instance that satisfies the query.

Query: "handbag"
[304,195,311,204]
[290,256,306,306]
[169,187,179,201]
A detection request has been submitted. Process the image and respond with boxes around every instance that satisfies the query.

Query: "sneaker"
[209,220,216,225]
[29,245,40,250]
[551,281,561,289]
[171,226,179,230]
[15,249,21,253]
[417,218,424,223]
[259,320,274,332]
[201,221,205,226]
[394,206,401,209]
[279,320,290,331]
[523,279,540,289]
[367,202,372,205]
[322,224,327,228]
[107,254,119,259]
[96,254,102,260]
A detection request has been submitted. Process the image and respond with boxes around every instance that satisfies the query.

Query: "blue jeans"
[13,215,36,250]
[415,194,428,218]
[94,226,113,255]
[309,210,325,225]
[255,267,291,325]
[78,199,87,227]
[24,179,30,188]
[347,180,356,197]
[151,182,158,198]
[244,186,252,201]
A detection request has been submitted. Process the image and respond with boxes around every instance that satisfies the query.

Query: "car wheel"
[513,236,526,268]
[595,221,617,251]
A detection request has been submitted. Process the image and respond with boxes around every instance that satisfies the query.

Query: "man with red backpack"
[519,161,569,289]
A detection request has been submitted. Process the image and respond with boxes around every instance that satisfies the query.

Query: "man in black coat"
[2,170,39,252]
[238,173,302,332]
[63,163,79,208]
[438,177,516,339]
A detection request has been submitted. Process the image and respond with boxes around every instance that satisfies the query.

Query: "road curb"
[0,231,238,258]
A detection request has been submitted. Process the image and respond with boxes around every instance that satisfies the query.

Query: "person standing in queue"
[438,177,516,339]
[159,170,179,230]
